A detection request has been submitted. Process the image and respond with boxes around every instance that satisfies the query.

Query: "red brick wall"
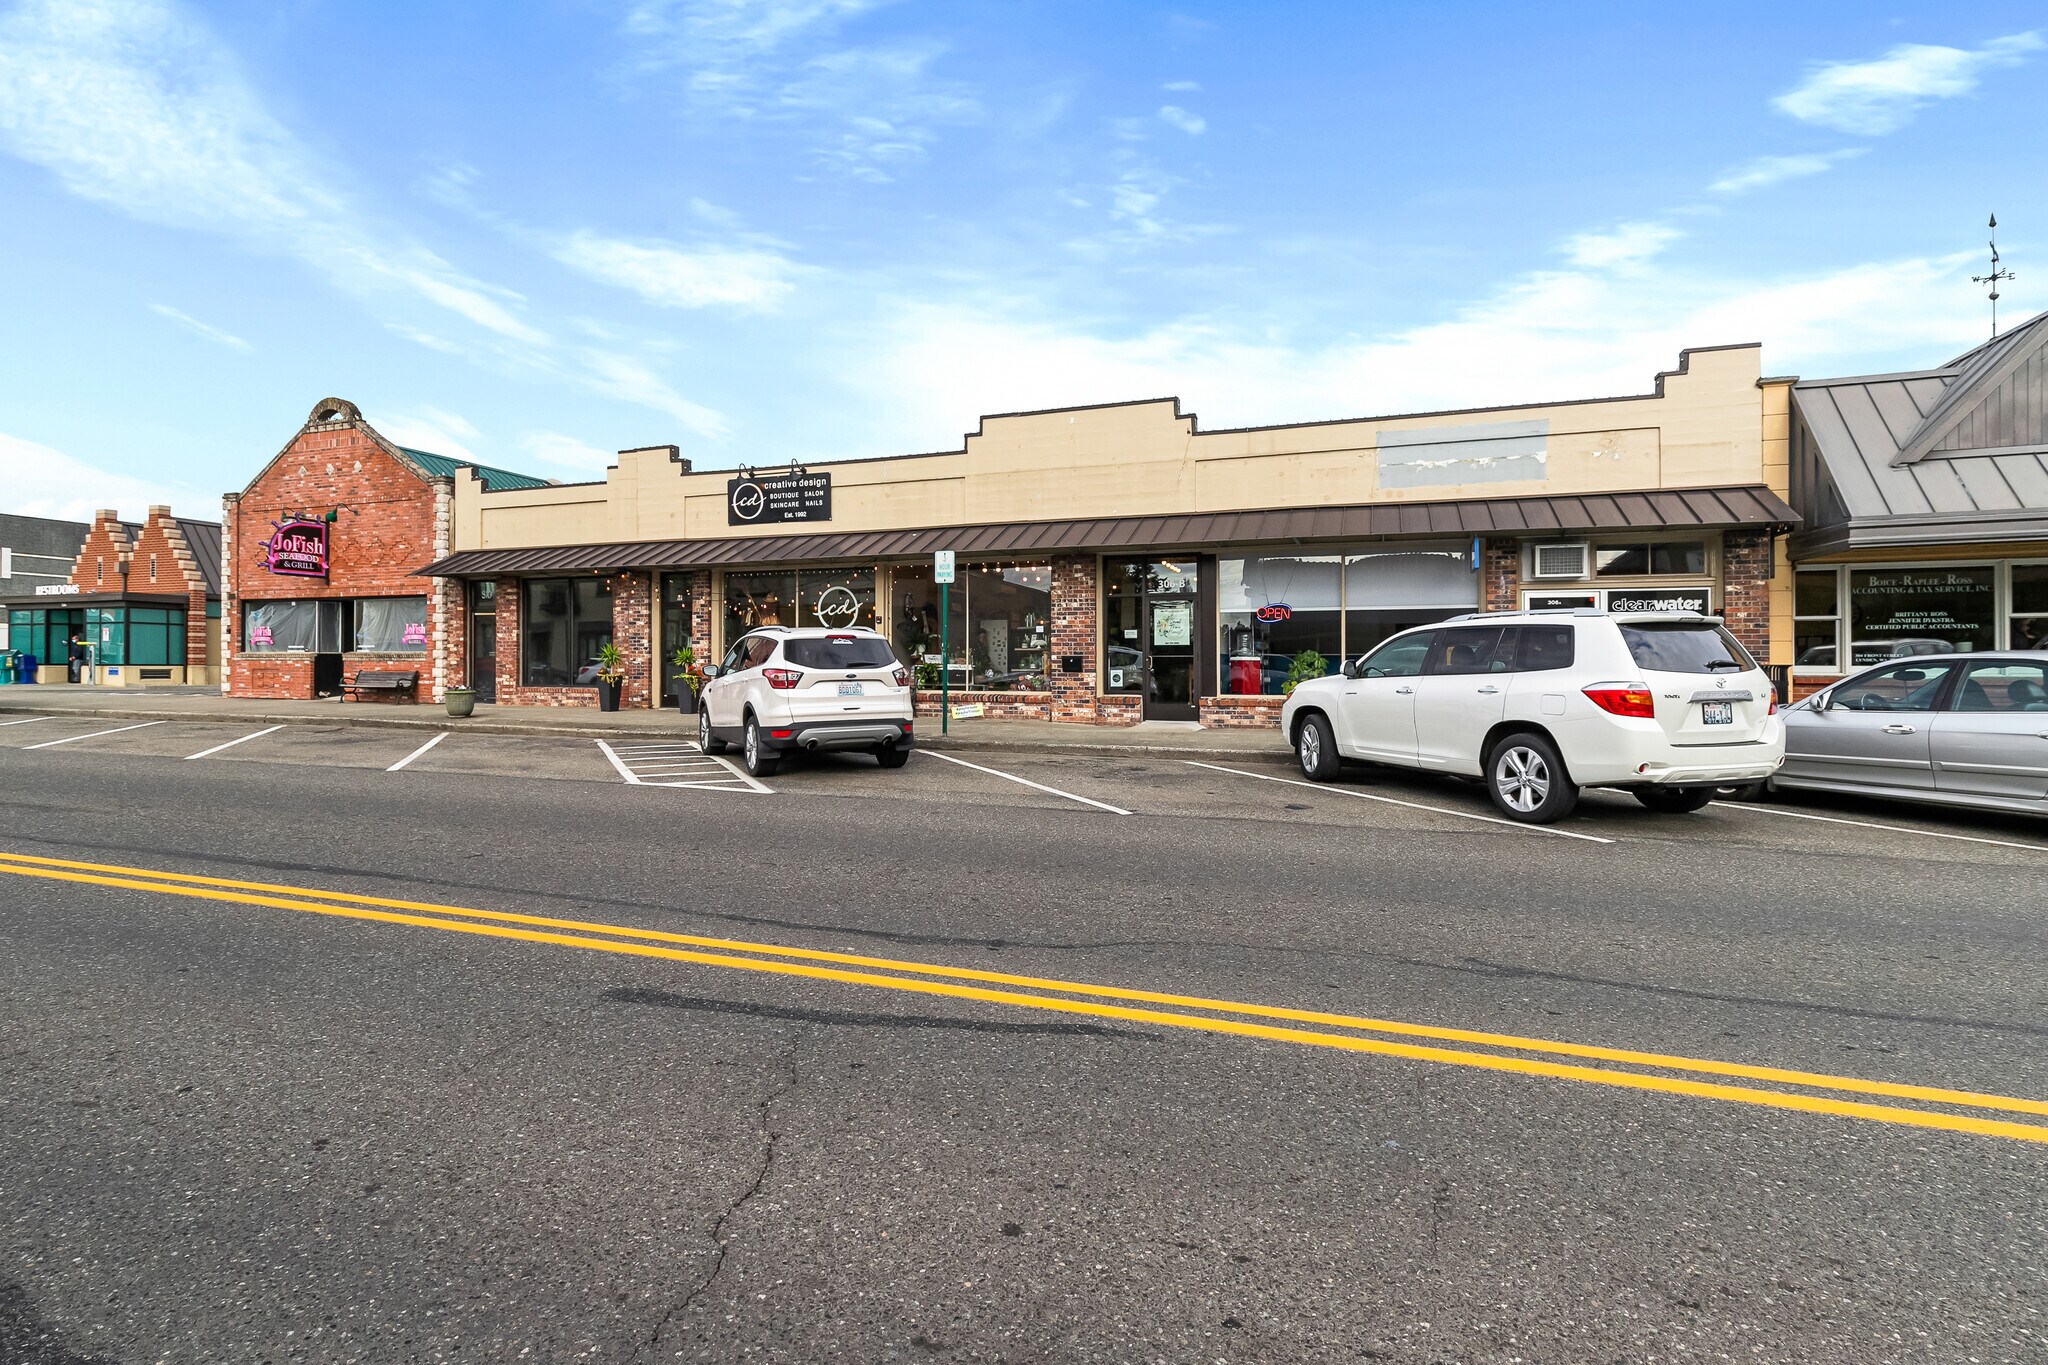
[1720,530,1773,661]
[69,510,131,593]
[225,422,441,701]
[1482,538,1520,611]
[1049,555,1100,723]
[235,656,316,699]
[1199,694,1284,728]
[128,508,212,673]
[913,690,1050,720]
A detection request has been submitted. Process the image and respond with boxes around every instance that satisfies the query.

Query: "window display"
[890,562,1049,689]
[1342,545,1476,660]
[892,564,966,681]
[1848,566,1995,666]
[724,571,797,637]
[1220,554,1340,695]
[798,567,877,631]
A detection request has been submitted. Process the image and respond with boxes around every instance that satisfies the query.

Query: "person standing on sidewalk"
[66,632,87,684]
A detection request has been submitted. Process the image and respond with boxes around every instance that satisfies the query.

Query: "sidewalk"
[0,686,1289,756]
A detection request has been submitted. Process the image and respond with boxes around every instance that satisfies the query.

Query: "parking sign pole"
[934,549,955,735]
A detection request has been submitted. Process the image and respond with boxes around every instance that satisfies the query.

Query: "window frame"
[519,575,614,688]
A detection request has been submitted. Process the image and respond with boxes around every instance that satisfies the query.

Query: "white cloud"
[554,230,800,310]
[377,408,483,461]
[148,303,249,350]
[1157,104,1206,135]
[1563,221,1682,269]
[0,0,547,345]
[0,430,212,522]
[520,430,616,473]
[847,246,1990,452]
[1708,149,1864,195]
[1162,79,1200,92]
[1774,32,2042,134]
[577,350,729,440]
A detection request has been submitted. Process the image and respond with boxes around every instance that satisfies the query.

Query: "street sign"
[934,550,955,584]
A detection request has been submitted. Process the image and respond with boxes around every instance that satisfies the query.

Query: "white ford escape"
[1280,610,1784,823]
[698,626,914,778]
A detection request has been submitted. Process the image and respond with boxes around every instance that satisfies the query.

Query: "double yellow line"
[5,848,2046,1146]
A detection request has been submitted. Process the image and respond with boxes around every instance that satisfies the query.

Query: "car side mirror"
[1340,660,1360,680]
[701,664,722,679]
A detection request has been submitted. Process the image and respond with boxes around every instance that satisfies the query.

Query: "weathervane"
[1972,214,2015,339]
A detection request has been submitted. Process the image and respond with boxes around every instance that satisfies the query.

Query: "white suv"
[698,626,915,777]
[1280,610,1784,823]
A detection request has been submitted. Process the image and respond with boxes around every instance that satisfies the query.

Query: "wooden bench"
[340,668,419,701]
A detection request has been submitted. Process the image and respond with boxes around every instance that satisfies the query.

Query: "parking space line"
[385,732,449,772]
[920,750,1131,815]
[184,725,285,761]
[595,738,770,793]
[23,720,163,750]
[1184,760,1617,843]
[1712,801,2048,854]
[0,716,54,728]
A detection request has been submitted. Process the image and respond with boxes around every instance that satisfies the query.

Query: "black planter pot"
[675,685,698,715]
[595,677,622,712]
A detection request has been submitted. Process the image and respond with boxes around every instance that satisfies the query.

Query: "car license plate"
[1702,700,1733,725]
[838,682,864,696]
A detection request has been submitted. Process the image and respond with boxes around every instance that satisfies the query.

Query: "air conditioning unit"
[1529,542,1590,580]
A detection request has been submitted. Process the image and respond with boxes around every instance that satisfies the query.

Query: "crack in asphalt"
[603,986,1156,1040]
[640,1029,803,1362]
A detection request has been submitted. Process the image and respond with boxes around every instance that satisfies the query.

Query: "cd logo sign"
[729,480,767,521]
[814,585,860,628]
[725,470,832,526]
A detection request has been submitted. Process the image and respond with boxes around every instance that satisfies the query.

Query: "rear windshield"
[1619,622,1754,674]
[783,637,897,669]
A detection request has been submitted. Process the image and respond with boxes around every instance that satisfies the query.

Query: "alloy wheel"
[1496,746,1549,813]
[1299,723,1321,773]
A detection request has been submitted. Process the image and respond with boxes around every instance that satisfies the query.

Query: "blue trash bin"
[19,651,39,683]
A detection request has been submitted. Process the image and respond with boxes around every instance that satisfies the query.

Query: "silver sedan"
[1772,652,2048,816]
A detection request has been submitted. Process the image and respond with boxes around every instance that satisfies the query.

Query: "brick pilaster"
[1482,538,1520,611]
[1720,530,1773,660]
[1048,555,1099,723]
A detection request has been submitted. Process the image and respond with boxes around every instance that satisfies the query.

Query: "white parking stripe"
[920,750,1131,815]
[23,720,163,750]
[595,739,770,793]
[1712,801,2048,853]
[385,732,449,772]
[0,716,54,727]
[184,725,285,761]
[1183,760,1617,843]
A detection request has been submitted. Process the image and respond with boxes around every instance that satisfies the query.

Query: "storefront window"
[1342,544,1477,662]
[244,600,318,652]
[798,567,877,631]
[964,563,1051,690]
[1102,570,1145,696]
[1847,566,1995,667]
[724,571,798,638]
[1220,555,1340,695]
[659,572,692,703]
[354,596,428,653]
[891,565,965,682]
[522,577,613,686]
[1794,569,1840,670]
[2013,563,2048,652]
[1595,541,1708,576]
[84,607,125,666]
[123,607,185,665]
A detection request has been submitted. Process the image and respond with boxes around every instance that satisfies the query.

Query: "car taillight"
[892,666,910,688]
[1768,693,1778,715]
[1583,684,1655,718]
[763,668,801,690]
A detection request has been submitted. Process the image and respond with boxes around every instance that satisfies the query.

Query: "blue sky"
[1,1,2043,520]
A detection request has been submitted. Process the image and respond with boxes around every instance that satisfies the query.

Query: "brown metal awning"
[416,484,1799,578]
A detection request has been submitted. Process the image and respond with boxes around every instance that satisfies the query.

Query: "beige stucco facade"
[454,344,1772,555]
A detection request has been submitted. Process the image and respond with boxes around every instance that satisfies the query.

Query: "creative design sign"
[1254,603,1293,623]
[813,585,860,628]
[727,471,831,526]
[263,517,330,579]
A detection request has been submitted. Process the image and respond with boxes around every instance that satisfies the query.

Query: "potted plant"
[443,684,476,718]
[593,642,626,712]
[1282,649,1328,696]
[913,661,943,691]
[671,644,703,714]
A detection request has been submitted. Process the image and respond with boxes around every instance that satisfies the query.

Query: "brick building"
[222,398,546,703]
[2,507,221,685]
[405,343,1800,726]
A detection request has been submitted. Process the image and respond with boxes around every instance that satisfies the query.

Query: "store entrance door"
[469,581,497,703]
[1144,594,1198,721]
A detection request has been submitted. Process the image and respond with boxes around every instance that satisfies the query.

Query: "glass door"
[659,572,692,703]
[469,580,497,702]
[1145,594,1198,719]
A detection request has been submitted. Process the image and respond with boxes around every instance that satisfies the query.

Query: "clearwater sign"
[727,471,832,526]
[262,517,329,579]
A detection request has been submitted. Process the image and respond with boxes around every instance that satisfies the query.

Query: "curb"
[0,702,1291,760]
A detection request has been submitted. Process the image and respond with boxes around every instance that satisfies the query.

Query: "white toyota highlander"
[1280,609,1785,823]
[698,626,915,778]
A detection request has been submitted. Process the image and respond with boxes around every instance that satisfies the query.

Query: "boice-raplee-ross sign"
[263,517,329,579]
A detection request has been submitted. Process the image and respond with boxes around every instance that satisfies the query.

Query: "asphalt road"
[3,717,2046,1363]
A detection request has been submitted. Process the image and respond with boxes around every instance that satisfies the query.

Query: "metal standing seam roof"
[415,484,1799,578]
[1791,310,2048,530]
[397,446,554,493]
[175,519,223,597]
